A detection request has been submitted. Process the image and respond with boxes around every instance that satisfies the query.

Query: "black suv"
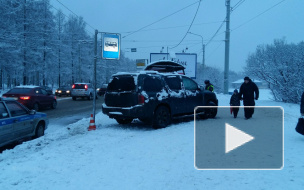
[102,71,218,128]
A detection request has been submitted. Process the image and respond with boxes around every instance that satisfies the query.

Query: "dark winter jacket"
[230,93,240,106]
[205,83,214,92]
[301,92,304,114]
[239,79,259,104]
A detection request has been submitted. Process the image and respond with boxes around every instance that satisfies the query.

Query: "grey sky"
[51,0,304,72]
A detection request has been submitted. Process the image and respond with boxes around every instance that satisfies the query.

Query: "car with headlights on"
[55,86,72,97]
[97,84,108,96]
[0,97,48,148]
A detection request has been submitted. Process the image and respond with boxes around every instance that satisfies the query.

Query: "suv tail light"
[85,85,88,91]
[72,85,75,89]
[138,94,145,105]
[20,96,30,100]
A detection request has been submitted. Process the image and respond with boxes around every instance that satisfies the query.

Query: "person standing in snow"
[230,89,240,118]
[204,80,214,92]
[239,76,259,119]
[301,92,304,116]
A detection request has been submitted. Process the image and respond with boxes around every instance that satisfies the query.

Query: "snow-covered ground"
[0,89,303,190]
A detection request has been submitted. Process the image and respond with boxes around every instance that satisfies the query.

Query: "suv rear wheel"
[153,106,171,129]
[116,118,133,124]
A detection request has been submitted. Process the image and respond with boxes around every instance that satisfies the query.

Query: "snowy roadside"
[0,89,303,190]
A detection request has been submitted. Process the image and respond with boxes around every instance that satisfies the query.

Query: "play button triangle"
[225,123,255,153]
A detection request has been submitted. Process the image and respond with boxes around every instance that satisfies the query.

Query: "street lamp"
[188,32,205,67]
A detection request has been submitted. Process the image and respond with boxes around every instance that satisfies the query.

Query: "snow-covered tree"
[246,38,304,103]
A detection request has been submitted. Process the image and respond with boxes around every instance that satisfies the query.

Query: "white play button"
[225,123,255,153]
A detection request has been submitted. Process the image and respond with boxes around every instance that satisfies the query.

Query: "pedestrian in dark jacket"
[230,89,240,118]
[239,76,259,119]
[301,92,304,116]
[204,80,214,92]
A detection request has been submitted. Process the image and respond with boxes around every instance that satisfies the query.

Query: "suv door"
[142,75,164,114]
[182,76,203,113]
[0,102,13,146]
[5,101,34,139]
[164,75,186,115]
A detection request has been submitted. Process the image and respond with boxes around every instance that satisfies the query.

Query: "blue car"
[0,97,49,148]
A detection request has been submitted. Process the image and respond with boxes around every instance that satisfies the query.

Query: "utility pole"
[224,0,231,94]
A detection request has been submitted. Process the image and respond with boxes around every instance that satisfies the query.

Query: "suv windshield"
[108,76,136,92]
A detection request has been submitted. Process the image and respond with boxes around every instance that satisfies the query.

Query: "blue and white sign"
[102,33,121,59]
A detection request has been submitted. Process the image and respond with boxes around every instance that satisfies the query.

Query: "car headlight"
[58,90,62,93]
[55,90,58,92]
[66,90,70,93]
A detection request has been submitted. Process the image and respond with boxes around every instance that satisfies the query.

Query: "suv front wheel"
[206,101,217,118]
[153,106,171,129]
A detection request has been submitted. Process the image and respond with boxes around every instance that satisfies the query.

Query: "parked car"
[97,84,108,96]
[55,86,72,97]
[2,86,57,111]
[71,83,98,100]
[40,86,53,95]
[0,97,48,148]
[102,71,218,129]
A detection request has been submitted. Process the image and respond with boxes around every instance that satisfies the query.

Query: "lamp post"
[188,32,205,67]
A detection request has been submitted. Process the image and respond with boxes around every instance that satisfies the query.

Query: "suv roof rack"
[145,60,185,74]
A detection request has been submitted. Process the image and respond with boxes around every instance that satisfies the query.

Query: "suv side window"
[143,76,163,92]
[0,102,9,119]
[182,77,198,91]
[165,76,182,91]
[5,101,28,117]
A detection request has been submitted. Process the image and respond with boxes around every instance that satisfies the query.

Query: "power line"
[231,0,286,32]
[170,0,202,49]
[231,0,246,12]
[122,0,201,39]
[206,42,224,61]
[48,3,94,36]
[120,21,223,34]
[55,0,96,31]
[205,17,226,46]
